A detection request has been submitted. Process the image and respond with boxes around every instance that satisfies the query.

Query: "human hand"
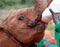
[49,9,60,24]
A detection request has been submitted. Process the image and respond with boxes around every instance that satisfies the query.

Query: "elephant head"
[2,0,47,47]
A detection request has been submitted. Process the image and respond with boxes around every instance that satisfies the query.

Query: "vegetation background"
[0,0,50,9]
[0,0,34,9]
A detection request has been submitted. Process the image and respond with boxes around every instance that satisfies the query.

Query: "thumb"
[49,8,55,16]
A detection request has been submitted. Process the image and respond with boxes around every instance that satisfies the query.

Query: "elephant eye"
[18,16,25,21]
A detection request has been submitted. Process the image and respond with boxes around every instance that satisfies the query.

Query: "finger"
[49,9,57,24]
[49,8,55,16]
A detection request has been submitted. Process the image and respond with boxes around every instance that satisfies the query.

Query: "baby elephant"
[0,0,47,47]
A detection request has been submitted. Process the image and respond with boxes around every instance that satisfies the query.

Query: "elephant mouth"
[19,22,41,29]
[16,22,41,33]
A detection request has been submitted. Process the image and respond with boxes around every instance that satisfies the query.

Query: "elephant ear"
[49,9,60,24]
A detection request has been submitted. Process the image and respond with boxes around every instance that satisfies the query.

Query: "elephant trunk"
[34,0,47,21]
[34,0,47,13]
[27,0,47,28]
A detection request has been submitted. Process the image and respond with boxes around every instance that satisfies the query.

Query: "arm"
[49,9,60,37]
[55,22,60,33]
